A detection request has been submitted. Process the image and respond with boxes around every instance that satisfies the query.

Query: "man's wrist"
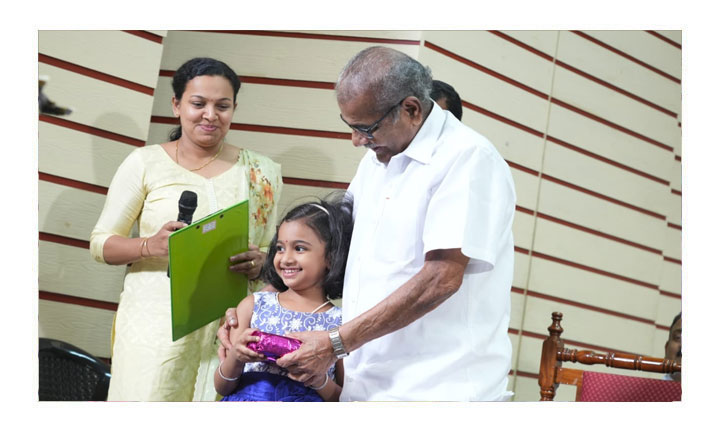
[328,326,349,359]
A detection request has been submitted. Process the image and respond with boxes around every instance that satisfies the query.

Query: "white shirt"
[340,103,516,401]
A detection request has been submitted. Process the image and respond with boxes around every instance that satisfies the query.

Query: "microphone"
[168,191,198,277]
[177,190,198,225]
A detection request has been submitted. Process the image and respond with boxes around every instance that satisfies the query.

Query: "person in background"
[90,57,282,401]
[220,46,515,401]
[664,312,681,382]
[431,79,463,121]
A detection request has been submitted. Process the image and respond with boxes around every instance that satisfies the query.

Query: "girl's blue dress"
[221,292,342,402]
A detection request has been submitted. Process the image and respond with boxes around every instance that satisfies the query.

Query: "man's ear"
[402,97,424,123]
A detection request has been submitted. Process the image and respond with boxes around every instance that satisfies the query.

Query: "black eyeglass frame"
[339,98,406,140]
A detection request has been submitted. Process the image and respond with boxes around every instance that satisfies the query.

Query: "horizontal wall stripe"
[671,189,681,196]
[664,256,682,265]
[39,232,89,249]
[675,155,681,162]
[660,290,682,300]
[464,100,672,187]
[159,70,336,90]
[123,30,163,44]
[535,211,664,255]
[39,291,118,312]
[196,30,421,46]
[514,246,659,292]
[488,30,553,62]
[531,250,659,290]
[515,206,535,216]
[646,31,682,49]
[39,114,146,147]
[425,40,549,100]
[506,160,540,176]
[283,177,349,190]
[491,31,677,118]
[545,135,670,186]
[571,31,681,84]
[463,100,545,139]
[427,40,675,153]
[668,222,682,231]
[150,116,351,140]
[242,76,335,90]
[39,172,108,195]
[541,173,666,220]
[38,53,155,96]
[511,287,656,325]
[550,98,674,152]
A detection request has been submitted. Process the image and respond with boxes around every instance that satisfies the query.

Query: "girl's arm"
[308,359,343,402]
[213,295,265,396]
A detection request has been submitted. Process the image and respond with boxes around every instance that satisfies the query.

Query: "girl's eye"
[276,245,284,252]
[218,105,231,110]
[191,102,204,108]
[295,246,306,252]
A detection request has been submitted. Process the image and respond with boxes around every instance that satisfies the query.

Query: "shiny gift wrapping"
[247,330,302,363]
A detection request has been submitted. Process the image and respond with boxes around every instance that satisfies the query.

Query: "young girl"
[214,196,353,401]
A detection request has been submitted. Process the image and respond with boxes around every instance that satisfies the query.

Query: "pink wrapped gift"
[247,330,302,363]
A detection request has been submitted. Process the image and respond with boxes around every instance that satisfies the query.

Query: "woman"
[90,57,282,401]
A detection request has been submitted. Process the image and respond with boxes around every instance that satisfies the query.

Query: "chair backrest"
[38,338,111,401]
[538,312,681,401]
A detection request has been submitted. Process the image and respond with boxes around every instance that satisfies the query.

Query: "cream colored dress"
[90,144,282,401]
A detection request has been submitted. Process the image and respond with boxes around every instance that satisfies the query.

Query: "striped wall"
[38,30,166,361]
[416,30,681,401]
[37,30,681,402]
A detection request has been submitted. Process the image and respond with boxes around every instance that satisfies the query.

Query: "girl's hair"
[168,57,242,141]
[260,193,354,300]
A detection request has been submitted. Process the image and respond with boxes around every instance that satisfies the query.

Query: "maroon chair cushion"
[579,371,681,402]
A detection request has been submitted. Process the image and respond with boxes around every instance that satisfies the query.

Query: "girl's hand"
[229,243,265,280]
[146,221,186,257]
[228,327,266,364]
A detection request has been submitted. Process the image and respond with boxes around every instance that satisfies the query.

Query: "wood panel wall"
[37,30,681,402]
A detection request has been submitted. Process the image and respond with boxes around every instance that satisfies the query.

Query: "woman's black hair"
[168,57,242,141]
[260,192,354,300]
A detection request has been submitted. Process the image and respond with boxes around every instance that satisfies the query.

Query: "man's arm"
[276,248,469,382]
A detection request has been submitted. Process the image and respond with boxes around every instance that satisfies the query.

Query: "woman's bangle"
[139,237,148,258]
[309,373,330,390]
[217,359,240,382]
[143,237,151,257]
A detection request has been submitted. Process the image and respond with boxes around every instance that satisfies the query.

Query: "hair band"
[310,203,330,215]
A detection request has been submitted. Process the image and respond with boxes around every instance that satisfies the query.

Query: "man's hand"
[276,330,336,383]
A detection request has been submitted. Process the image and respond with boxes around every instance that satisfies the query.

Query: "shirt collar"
[370,101,445,166]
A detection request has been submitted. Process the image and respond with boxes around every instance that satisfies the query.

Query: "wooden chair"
[538,312,681,401]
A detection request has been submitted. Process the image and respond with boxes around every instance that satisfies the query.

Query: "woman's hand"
[217,307,239,362]
[229,243,265,280]
[146,221,187,257]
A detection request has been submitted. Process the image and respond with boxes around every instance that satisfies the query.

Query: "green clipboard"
[168,200,249,341]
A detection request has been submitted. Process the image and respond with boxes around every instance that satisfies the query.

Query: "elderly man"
[219,46,516,401]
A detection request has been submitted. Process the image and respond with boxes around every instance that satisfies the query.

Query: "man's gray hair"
[336,46,434,115]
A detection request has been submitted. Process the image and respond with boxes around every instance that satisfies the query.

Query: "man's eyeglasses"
[339,98,405,140]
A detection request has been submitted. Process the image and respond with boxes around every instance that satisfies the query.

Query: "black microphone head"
[178,191,198,224]
[179,190,197,210]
